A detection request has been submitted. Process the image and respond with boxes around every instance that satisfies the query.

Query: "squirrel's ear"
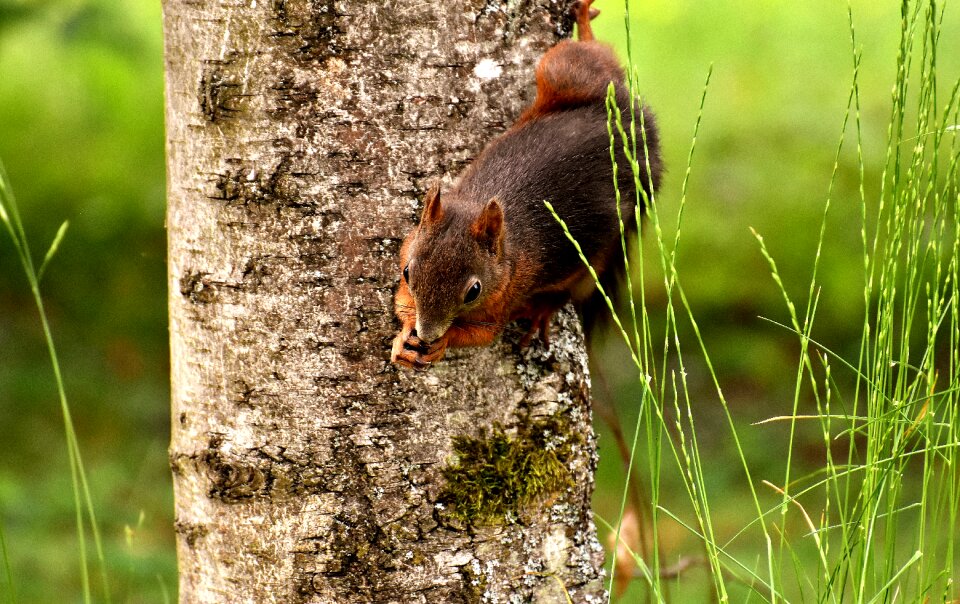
[420,183,444,225]
[471,197,504,254]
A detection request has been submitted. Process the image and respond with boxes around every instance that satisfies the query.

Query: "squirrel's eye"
[464,280,482,303]
[403,264,410,283]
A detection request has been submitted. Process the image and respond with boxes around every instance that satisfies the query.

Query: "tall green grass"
[0,159,110,604]
[555,0,960,600]
[0,516,12,604]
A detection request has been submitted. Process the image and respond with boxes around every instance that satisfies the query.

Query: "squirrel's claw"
[519,308,554,348]
[519,326,535,348]
[391,327,418,369]
[391,329,448,370]
[405,335,430,354]
[392,343,429,370]
[418,339,448,364]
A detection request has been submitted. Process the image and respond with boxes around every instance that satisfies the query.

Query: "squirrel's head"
[401,184,507,343]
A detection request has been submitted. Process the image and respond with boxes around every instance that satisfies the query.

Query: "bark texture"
[163,1,606,601]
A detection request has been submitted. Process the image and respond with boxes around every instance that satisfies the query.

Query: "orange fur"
[575,0,598,41]
[515,0,615,126]
[390,0,652,369]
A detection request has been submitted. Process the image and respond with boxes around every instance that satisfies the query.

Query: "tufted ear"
[419,182,444,225]
[471,197,504,255]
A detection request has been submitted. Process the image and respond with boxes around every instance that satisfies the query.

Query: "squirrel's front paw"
[391,330,448,370]
[519,308,555,348]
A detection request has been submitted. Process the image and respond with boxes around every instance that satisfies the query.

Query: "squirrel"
[391,0,662,369]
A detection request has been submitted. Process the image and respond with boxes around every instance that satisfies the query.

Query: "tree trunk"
[163,1,606,602]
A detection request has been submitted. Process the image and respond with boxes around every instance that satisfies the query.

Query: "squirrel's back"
[452,83,661,288]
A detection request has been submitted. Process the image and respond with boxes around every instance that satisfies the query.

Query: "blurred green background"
[0,0,956,600]
[0,0,172,601]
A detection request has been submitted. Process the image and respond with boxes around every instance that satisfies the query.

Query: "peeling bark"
[163,0,606,601]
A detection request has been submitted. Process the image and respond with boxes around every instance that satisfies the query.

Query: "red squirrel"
[391,0,662,369]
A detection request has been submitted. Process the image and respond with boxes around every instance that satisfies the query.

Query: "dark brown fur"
[392,0,662,369]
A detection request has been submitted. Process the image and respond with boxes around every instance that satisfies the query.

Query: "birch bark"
[163,1,606,601]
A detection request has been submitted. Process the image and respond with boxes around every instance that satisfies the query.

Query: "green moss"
[438,415,579,526]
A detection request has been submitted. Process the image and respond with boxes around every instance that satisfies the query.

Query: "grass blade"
[0,517,14,604]
[0,159,110,604]
[37,220,69,282]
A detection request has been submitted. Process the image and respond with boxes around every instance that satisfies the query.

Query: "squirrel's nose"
[415,317,447,344]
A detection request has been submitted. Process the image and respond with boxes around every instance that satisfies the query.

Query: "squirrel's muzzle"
[415,317,450,344]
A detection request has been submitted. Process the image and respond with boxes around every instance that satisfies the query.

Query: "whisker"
[455,318,505,328]
[392,304,536,336]
[455,318,535,337]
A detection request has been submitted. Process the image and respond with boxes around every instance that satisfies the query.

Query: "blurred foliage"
[591,1,960,600]
[0,0,957,600]
[0,0,172,600]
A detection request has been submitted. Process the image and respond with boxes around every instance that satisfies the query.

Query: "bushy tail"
[573,0,601,42]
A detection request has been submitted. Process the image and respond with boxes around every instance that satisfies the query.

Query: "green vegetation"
[580,0,960,601]
[438,416,577,526]
[0,160,110,602]
[0,1,173,601]
[1,0,958,601]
